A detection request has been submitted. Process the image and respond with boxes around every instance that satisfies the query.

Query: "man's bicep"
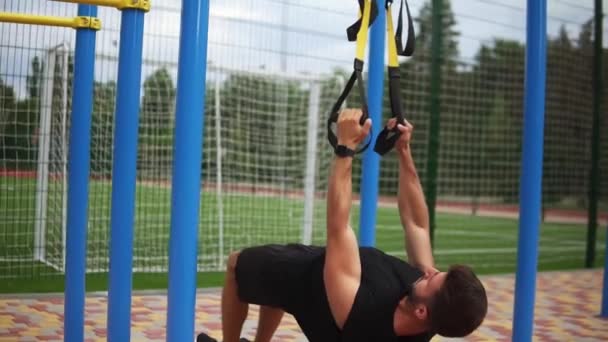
[324,226,361,329]
[325,226,361,278]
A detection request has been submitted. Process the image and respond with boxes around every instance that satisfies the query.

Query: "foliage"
[0,0,604,209]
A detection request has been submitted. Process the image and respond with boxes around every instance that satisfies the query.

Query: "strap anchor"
[329,0,416,156]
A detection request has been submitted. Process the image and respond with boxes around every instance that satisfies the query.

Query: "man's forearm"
[327,157,353,233]
[397,147,429,232]
[392,122,435,270]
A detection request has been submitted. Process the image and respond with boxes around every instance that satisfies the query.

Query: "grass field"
[0,177,605,293]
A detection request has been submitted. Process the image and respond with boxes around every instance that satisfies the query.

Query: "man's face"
[412,271,447,302]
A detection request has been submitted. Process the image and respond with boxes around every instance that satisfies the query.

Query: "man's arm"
[394,121,436,272]
[323,109,371,329]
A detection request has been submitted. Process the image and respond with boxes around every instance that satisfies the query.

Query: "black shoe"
[196,333,249,342]
[197,332,218,342]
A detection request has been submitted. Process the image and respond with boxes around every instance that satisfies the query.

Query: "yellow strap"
[355,0,372,61]
[386,3,399,67]
[355,1,400,66]
[53,0,150,12]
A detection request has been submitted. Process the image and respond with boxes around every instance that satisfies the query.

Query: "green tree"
[578,19,593,54]
[471,39,525,201]
[2,57,45,169]
[27,56,43,99]
[140,68,175,138]
[0,77,17,137]
[543,25,592,206]
[138,68,176,179]
[412,0,460,71]
[91,81,116,177]
[214,72,313,188]
[0,77,17,165]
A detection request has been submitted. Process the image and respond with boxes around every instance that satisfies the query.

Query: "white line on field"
[387,244,606,256]
[382,226,601,247]
[0,257,34,262]
[379,225,520,239]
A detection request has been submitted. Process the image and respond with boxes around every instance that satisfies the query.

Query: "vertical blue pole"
[359,0,385,247]
[512,0,546,340]
[595,0,607,320]
[166,0,210,341]
[107,8,146,342]
[63,5,97,342]
[602,223,608,317]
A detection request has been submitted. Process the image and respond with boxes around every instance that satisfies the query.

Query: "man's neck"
[393,300,428,336]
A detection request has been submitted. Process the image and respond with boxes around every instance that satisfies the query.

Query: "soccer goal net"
[31,59,329,273]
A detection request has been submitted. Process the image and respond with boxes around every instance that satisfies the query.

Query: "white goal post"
[30,58,324,273]
[209,66,323,260]
[34,43,69,271]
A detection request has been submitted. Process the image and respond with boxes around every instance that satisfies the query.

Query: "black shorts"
[235,244,324,312]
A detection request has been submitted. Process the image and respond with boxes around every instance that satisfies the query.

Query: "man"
[198,109,487,342]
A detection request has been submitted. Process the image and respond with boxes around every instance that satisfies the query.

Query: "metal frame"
[52,0,150,12]
[512,0,547,340]
[166,1,211,341]
[63,5,99,342]
[0,12,101,29]
[106,5,148,342]
[358,0,385,246]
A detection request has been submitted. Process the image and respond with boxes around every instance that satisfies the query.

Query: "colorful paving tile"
[0,270,606,341]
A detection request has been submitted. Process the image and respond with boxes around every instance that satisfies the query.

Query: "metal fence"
[0,0,605,278]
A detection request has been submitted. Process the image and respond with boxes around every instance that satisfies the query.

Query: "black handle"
[327,60,372,154]
[391,0,416,57]
[374,67,405,155]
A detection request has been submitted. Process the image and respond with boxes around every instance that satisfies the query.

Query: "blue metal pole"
[512,0,547,340]
[107,8,145,342]
[359,0,385,247]
[166,0,210,341]
[595,0,607,319]
[63,4,97,342]
[602,224,608,318]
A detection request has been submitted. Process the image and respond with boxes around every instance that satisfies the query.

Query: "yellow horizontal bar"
[0,12,101,29]
[53,0,150,12]
[53,0,122,8]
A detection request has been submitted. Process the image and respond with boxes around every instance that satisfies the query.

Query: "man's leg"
[254,306,284,342]
[222,251,248,342]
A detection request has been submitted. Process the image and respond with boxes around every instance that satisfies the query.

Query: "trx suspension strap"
[327,0,376,154]
[374,0,416,155]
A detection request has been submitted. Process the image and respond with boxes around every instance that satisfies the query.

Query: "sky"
[0,0,605,98]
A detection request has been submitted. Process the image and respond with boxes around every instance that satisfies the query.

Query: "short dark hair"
[428,265,487,337]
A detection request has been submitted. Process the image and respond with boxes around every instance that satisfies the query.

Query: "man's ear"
[414,303,429,321]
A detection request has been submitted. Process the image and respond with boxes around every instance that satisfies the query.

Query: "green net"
[0,0,605,281]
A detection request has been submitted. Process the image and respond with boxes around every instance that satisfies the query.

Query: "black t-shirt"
[289,246,434,342]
